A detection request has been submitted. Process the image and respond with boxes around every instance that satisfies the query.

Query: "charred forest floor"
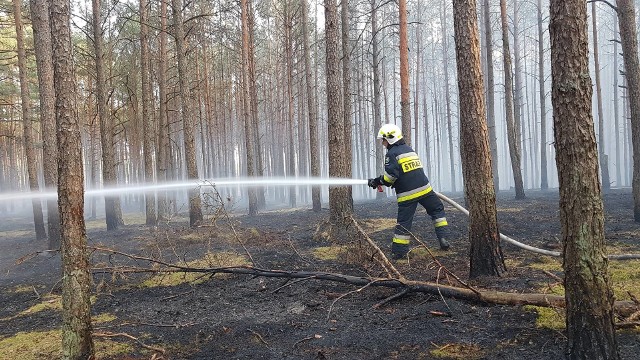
[1,188,639,359]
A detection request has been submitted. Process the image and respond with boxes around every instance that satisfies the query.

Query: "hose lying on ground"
[435,192,640,260]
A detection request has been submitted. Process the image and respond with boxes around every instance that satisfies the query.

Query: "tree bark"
[538,0,549,190]
[302,0,321,211]
[241,0,258,216]
[483,0,499,191]
[614,14,621,187]
[399,0,411,145]
[499,0,525,199]
[617,0,640,222]
[592,3,610,192]
[371,0,385,198]
[549,1,620,358]
[325,0,352,222]
[157,0,169,221]
[13,0,46,241]
[50,0,95,356]
[140,0,156,225]
[341,0,354,205]
[172,0,203,227]
[441,0,456,193]
[93,0,123,230]
[453,0,506,278]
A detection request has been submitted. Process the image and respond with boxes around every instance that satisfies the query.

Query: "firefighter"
[368,123,450,259]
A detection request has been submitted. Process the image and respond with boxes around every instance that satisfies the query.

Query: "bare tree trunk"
[372,0,385,198]
[453,0,506,278]
[414,2,422,152]
[30,0,60,248]
[512,0,526,189]
[618,0,640,221]
[172,0,203,226]
[13,0,46,241]
[483,0,499,191]
[591,2,610,192]
[441,1,456,193]
[241,0,258,216]
[140,0,156,225]
[247,2,265,208]
[614,14,622,187]
[499,0,525,199]
[284,4,296,208]
[325,0,352,222]
[302,0,321,211]
[399,0,411,145]
[50,0,95,356]
[93,0,123,230]
[341,0,354,205]
[550,1,620,358]
[156,0,169,221]
[538,0,549,190]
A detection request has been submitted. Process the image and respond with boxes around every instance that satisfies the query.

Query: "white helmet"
[377,123,403,145]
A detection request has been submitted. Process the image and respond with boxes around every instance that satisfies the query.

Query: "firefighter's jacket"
[380,139,433,203]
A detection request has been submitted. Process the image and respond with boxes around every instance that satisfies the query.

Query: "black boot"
[438,237,450,251]
[391,242,409,260]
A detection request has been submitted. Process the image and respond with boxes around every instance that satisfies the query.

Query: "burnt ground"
[1,189,639,359]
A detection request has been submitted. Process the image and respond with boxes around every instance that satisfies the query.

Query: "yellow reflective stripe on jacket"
[383,171,396,184]
[397,155,420,164]
[396,151,419,161]
[396,184,433,203]
[434,217,448,227]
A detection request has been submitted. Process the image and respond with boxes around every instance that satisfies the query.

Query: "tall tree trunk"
[614,14,622,187]
[483,0,499,190]
[399,0,411,145]
[50,0,95,356]
[285,5,296,208]
[512,0,525,189]
[591,3,610,192]
[172,0,203,226]
[341,0,354,205]
[140,0,156,225]
[325,0,352,222]
[441,0,457,193]
[241,0,258,216]
[414,2,422,152]
[499,0,525,199]
[30,0,60,248]
[157,0,169,220]
[372,0,385,198]
[453,0,506,278]
[549,1,619,358]
[247,2,265,208]
[302,0,321,211]
[14,0,46,241]
[538,0,549,190]
[619,0,640,221]
[93,0,123,230]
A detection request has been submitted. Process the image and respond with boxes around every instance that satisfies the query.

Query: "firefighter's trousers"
[391,190,448,257]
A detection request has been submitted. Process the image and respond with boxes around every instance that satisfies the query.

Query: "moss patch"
[430,343,484,359]
[361,218,397,233]
[607,259,640,301]
[0,330,133,360]
[527,256,562,272]
[92,313,117,324]
[140,251,249,288]
[523,305,565,330]
[312,246,348,261]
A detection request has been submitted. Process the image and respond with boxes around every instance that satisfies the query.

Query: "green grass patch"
[312,246,348,261]
[608,259,640,301]
[527,256,562,272]
[92,313,117,324]
[139,251,249,288]
[430,343,484,359]
[0,330,133,360]
[523,305,565,330]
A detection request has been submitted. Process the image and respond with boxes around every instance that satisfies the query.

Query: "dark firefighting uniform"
[377,139,448,257]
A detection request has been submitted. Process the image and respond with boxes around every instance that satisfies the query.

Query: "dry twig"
[93,331,165,354]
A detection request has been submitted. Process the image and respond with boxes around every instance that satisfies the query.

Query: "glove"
[368,177,381,189]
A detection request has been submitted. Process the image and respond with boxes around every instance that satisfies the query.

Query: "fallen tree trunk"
[93,260,639,318]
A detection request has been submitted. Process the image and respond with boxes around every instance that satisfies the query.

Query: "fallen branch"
[349,215,402,279]
[92,260,639,318]
[94,331,165,354]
